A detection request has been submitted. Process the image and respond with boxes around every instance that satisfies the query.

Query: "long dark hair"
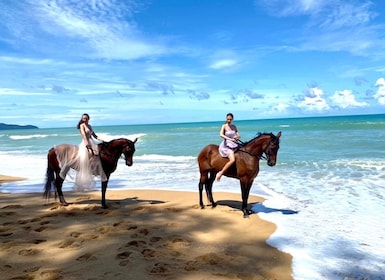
[224,113,234,123]
[77,113,90,129]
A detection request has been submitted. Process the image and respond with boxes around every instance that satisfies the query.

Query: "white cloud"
[329,89,368,108]
[374,77,385,105]
[297,87,330,112]
[257,0,327,17]
[209,59,238,70]
[273,103,290,112]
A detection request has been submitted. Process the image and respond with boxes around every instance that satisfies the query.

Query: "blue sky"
[1,0,385,128]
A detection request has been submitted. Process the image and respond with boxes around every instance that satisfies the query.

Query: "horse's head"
[264,131,281,166]
[122,138,137,166]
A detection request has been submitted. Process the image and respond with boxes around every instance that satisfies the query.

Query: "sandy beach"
[1,176,293,280]
[0,174,26,183]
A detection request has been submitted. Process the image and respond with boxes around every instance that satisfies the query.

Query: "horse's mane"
[238,132,277,147]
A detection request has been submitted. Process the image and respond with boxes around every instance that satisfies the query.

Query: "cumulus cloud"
[273,103,290,112]
[374,77,385,105]
[297,87,330,112]
[329,89,368,108]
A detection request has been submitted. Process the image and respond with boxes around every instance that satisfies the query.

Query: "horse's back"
[51,143,79,164]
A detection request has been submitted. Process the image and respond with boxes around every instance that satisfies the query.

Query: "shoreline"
[0,174,26,183]
[0,185,293,280]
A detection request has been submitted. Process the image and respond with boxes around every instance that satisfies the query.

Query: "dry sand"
[1,176,293,280]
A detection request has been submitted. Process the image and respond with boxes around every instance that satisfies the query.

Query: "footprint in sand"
[185,252,225,271]
[2,204,24,209]
[149,262,170,274]
[0,211,16,217]
[57,239,82,249]
[124,240,147,248]
[126,224,138,231]
[70,232,82,238]
[38,268,62,279]
[149,236,162,243]
[17,219,29,225]
[116,251,132,259]
[141,248,160,258]
[34,226,48,232]
[30,239,47,244]
[76,253,97,262]
[96,226,110,234]
[23,266,41,273]
[19,248,40,256]
[118,260,130,267]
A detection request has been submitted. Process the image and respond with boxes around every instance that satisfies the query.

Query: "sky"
[0,0,385,128]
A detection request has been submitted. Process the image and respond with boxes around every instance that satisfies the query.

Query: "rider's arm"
[90,128,104,142]
[234,125,240,140]
[220,124,235,141]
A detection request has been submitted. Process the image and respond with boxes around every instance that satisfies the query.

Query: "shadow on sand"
[216,200,298,215]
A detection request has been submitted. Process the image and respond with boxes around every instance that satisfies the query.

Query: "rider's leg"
[216,151,235,181]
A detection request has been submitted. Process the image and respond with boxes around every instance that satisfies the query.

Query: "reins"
[97,142,127,161]
[235,138,268,160]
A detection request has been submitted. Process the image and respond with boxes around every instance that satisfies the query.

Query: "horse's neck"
[101,141,119,158]
[245,135,269,155]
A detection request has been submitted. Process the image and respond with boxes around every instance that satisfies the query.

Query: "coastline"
[0,174,26,183]
[0,185,293,280]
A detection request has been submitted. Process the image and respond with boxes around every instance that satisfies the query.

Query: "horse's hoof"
[242,209,253,218]
[60,200,69,206]
[200,205,205,209]
[212,202,217,208]
[101,205,108,209]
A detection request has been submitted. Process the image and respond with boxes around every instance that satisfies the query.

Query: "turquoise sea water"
[1,114,384,279]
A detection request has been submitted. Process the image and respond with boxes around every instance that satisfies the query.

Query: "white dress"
[55,124,107,191]
[218,130,239,157]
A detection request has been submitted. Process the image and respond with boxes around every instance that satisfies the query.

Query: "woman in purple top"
[217,113,241,181]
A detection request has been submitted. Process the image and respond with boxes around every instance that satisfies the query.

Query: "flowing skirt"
[55,141,106,192]
[74,141,96,191]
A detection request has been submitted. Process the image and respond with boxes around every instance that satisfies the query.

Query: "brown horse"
[44,138,137,208]
[197,132,281,217]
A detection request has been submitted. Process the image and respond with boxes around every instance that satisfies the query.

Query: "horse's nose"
[268,161,276,167]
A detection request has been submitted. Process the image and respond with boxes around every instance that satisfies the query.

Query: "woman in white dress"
[216,113,241,181]
[75,113,106,190]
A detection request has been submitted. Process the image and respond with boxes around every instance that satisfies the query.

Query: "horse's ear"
[277,131,282,138]
[133,138,138,143]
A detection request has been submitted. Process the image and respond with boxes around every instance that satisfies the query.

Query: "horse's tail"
[43,151,56,200]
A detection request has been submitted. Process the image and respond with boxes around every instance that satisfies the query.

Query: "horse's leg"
[47,149,69,206]
[240,179,254,218]
[207,170,217,207]
[55,173,69,206]
[198,172,206,209]
[101,179,109,209]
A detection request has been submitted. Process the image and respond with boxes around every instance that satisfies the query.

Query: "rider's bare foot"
[216,171,223,182]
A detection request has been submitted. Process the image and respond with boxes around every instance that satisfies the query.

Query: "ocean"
[1,114,384,280]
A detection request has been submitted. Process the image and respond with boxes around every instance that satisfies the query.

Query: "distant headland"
[0,123,39,130]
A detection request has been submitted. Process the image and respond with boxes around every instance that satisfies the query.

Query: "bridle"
[235,135,277,161]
